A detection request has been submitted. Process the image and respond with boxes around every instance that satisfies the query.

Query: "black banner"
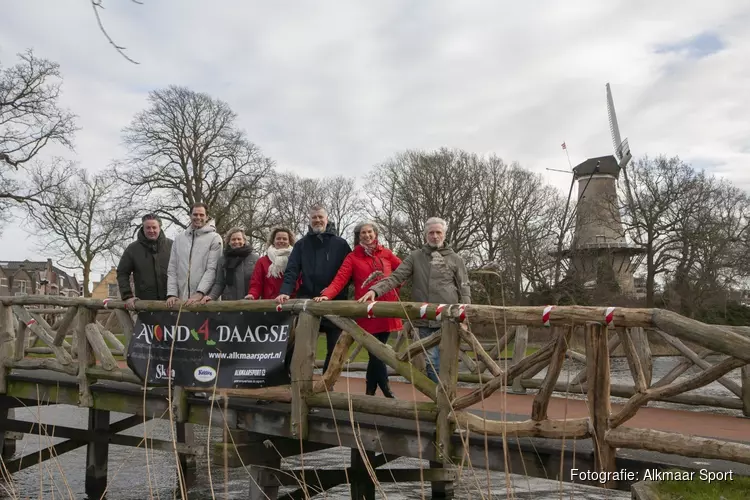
[126,311,293,388]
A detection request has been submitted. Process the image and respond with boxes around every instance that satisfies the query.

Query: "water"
[1,356,738,499]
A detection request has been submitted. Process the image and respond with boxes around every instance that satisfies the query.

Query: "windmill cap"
[572,155,620,179]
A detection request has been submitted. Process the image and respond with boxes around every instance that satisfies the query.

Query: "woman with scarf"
[247,227,299,300]
[204,228,259,301]
[314,221,402,398]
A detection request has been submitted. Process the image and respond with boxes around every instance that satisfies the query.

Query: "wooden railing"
[1,296,750,487]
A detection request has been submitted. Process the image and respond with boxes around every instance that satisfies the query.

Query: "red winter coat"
[248,255,300,299]
[321,244,403,334]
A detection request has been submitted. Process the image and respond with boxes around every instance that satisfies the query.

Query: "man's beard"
[311,225,324,234]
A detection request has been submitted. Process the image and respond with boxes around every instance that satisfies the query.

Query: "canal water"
[1,356,739,499]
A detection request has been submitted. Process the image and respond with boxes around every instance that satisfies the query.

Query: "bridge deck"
[3,369,750,491]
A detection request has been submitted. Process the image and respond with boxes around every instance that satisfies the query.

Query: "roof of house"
[0,260,79,289]
[572,155,621,179]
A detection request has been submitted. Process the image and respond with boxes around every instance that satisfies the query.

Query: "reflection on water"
[0,356,736,499]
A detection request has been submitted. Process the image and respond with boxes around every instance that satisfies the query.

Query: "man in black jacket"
[276,204,351,373]
[117,214,173,309]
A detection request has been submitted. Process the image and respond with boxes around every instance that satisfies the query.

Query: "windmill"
[552,84,645,295]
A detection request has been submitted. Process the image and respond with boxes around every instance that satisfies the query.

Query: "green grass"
[652,469,750,499]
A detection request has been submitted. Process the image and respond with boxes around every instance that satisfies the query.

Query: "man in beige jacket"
[359,217,471,383]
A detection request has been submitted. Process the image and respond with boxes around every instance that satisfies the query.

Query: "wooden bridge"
[1,296,750,499]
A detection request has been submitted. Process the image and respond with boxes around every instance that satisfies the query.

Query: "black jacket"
[117,229,173,300]
[280,222,351,299]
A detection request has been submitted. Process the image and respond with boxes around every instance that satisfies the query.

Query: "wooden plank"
[313,331,354,393]
[396,329,441,362]
[605,427,750,466]
[11,305,73,364]
[618,328,649,393]
[305,393,438,421]
[452,412,590,439]
[653,308,750,363]
[85,409,110,499]
[435,320,459,467]
[457,325,502,377]
[451,336,556,410]
[96,322,125,351]
[511,325,528,393]
[0,305,14,394]
[290,312,319,439]
[114,309,135,348]
[655,330,742,397]
[13,320,26,362]
[1,297,657,329]
[531,326,571,421]
[742,365,750,418]
[585,321,616,486]
[77,306,96,407]
[325,316,438,401]
[570,333,620,386]
[629,327,652,386]
[84,323,118,371]
[30,312,71,349]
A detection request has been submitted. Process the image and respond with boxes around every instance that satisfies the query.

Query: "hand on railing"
[124,297,138,310]
[358,291,375,303]
[166,296,179,308]
[275,294,290,304]
[244,294,254,300]
[313,296,329,302]
[199,295,212,304]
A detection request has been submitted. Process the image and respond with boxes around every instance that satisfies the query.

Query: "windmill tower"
[559,84,645,294]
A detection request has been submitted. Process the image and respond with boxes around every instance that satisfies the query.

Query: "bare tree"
[24,164,136,297]
[367,148,483,253]
[0,50,77,169]
[619,155,699,306]
[323,176,364,240]
[268,172,327,238]
[118,86,273,234]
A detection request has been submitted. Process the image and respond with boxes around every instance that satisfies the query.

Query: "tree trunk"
[645,246,655,307]
[82,262,92,298]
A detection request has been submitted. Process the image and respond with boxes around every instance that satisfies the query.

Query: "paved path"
[331,376,750,443]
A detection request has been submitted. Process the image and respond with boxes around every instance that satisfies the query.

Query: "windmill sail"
[606,83,623,160]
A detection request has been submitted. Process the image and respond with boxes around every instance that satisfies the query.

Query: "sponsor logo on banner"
[194,365,217,382]
[127,311,294,389]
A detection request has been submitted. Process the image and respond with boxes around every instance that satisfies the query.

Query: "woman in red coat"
[246,227,299,300]
[314,221,402,398]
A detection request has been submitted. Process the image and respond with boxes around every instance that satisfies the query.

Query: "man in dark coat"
[117,214,173,309]
[277,204,351,373]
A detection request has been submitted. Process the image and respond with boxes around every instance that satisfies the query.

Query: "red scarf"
[360,238,380,256]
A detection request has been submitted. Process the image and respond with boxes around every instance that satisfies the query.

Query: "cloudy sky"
[2,0,749,282]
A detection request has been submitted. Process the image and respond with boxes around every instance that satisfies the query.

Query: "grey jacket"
[166,220,223,299]
[370,243,471,327]
[208,247,259,300]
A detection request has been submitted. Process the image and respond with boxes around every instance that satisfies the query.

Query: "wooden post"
[174,386,196,484]
[628,327,652,386]
[349,448,377,500]
[511,325,528,394]
[585,321,616,487]
[77,307,96,407]
[741,365,750,418]
[85,409,110,499]
[290,312,320,439]
[433,320,460,499]
[0,305,15,459]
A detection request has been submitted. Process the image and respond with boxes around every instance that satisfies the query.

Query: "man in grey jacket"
[166,203,223,307]
[359,217,471,383]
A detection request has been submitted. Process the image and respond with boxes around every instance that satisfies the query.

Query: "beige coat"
[370,243,471,327]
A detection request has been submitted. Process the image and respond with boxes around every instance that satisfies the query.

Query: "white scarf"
[266,245,292,278]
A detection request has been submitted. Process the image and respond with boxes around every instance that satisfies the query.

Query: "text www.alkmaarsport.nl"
[207,351,283,361]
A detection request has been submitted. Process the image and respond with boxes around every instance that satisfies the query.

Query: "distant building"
[0,259,80,297]
[91,267,120,300]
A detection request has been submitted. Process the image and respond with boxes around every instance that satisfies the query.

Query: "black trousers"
[284,316,342,376]
[366,332,391,393]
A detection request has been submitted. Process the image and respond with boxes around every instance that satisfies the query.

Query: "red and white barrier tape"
[605,306,615,327]
[26,318,37,327]
[457,304,467,322]
[366,302,376,319]
[419,303,429,319]
[542,305,554,327]
[102,298,111,308]
[275,304,283,312]
[435,304,446,321]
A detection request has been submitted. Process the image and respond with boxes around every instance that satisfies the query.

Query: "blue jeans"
[418,327,441,383]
